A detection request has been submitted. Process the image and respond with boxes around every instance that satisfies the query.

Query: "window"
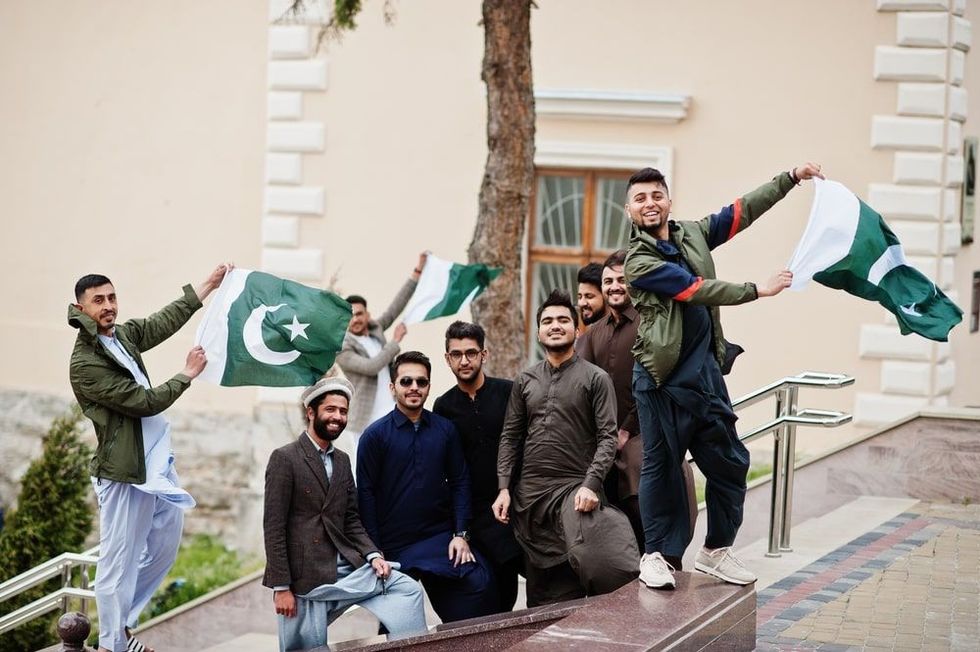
[526,168,631,359]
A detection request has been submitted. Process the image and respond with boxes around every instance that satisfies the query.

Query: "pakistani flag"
[788,179,962,342]
[401,254,502,324]
[194,269,352,387]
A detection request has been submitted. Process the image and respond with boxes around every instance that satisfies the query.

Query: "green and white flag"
[401,254,502,324]
[788,178,962,342]
[194,269,352,387]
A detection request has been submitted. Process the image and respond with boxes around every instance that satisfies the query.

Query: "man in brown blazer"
[263,377,426,652]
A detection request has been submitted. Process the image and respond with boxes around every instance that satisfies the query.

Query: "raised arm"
[336,338,402,376]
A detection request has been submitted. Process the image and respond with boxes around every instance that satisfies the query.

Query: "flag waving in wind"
[195,269,352,387]
[788,179,962,341]
[401,254,502,324]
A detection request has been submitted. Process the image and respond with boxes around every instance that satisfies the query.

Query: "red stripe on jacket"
[727,198,743,242]
[673,277,704,301]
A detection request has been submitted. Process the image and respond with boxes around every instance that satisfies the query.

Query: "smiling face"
[577,282,605,325]
[391,362,430,413]
[602,265,630,312]
[307,393,349,443]
[75,283,118,335]
[348,302,370,336]
[537,305,577,353]
[626,181,672,239]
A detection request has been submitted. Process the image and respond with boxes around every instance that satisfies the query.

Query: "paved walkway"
[756,502,980,650]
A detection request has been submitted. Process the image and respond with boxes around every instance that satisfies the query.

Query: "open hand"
[757,270,793,298]
[448,537,475,567]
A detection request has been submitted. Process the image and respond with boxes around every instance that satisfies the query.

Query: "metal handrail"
[0,546,98,635]
[730,371,854,557]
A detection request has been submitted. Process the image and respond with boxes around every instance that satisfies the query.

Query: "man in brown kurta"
[494,290,639,606]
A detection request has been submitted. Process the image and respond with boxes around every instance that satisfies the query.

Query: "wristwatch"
[453,530,471,542]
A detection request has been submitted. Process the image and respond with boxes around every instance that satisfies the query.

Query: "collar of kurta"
[392,408,430,430]
[546,353,579,373]
[605,304,639,325]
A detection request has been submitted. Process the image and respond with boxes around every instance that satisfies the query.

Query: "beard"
[313,415,345,441]
[581,308,606,325]
[541,340,574,355]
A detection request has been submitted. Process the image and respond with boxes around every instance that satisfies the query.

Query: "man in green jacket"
[625,163,822,591]
[68,264,230,652]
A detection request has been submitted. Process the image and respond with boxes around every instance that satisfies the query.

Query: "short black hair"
[307,389,350,414]
[345,295,367,309]
[536,289,579,329]
[444,321,486,350]
[603,249,627,270]
[74,274,113,301]
[391,351,431,381]
[626,167,669,197]
[577,263,602,289]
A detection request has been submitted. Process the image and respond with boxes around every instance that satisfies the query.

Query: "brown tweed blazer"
[262,433,380,595]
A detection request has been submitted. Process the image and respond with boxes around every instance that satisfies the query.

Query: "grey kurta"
[497,354,618,568]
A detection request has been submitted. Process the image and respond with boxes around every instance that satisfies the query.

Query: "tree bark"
[468,0,535,379]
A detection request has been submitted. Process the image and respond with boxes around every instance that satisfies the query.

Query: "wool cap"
[301,376,354,407]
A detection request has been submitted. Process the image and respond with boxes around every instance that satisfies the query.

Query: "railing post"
[60,563,71,615]
[79,562,91,616]
[766,389,787,557]
[57,611,91,652]
[779,385,799,552]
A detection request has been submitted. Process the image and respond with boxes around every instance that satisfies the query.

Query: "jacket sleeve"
[445,424,472,533]
[125,285,203,353]
[583,371,618,493]
[336,337,401,376]
[70,361,192,418]
[355,430,383,549]
[697,172,796,250]
[376,277,418,330]
[262,449,293,589]
[628,257,758,306]
[497,377,528,490]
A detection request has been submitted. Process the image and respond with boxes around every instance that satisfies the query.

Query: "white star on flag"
[285,315,310,342]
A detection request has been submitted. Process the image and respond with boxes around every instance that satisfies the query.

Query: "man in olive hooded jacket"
[68,263,229,652]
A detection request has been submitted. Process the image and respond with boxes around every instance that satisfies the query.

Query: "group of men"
[69,161,822,651]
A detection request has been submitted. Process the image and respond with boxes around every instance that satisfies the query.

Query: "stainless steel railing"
[730,371,855,557]
[0,545,98,634]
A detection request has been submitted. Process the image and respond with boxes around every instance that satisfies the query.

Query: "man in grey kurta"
[493,290,639,606]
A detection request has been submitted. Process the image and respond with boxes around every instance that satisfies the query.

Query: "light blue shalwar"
[278,562,427,652]
[92,334,195,652]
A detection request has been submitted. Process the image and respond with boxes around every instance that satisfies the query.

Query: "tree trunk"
[468,0,535,379]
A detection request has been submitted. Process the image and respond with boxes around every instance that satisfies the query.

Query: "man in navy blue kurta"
[357,351,497,623]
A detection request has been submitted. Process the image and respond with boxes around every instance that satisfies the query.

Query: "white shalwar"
[92,334,195,651]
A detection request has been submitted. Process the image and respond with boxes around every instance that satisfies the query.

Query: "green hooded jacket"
[625,172,796,388]
[67,284,202,483]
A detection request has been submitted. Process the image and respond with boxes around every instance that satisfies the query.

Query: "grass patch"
[143,534,262,621]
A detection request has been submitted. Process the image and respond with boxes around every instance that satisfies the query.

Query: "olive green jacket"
[68,284,202,483]
[625,172,796,387]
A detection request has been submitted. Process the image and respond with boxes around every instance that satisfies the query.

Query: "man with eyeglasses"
[433,321,523,613]
[357,351,497,623]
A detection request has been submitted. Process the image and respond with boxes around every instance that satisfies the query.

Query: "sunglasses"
[397,376,430,388]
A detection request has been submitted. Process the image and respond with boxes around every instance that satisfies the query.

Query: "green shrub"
[0,407,94,652]
[145,534,260,620]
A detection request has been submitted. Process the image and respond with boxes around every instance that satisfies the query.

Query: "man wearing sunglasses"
[356,351,497,623]
[433,321,523,613]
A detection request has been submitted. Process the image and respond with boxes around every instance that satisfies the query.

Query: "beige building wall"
[0,0,976,512]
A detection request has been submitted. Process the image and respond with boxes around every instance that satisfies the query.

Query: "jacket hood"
[67,303,100,338]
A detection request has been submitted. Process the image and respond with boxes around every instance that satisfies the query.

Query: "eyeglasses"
[447,349,483,362]
[397,376,430,388]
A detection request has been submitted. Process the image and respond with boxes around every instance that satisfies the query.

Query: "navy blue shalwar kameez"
[356,409,496,623]
[632,242,750,559]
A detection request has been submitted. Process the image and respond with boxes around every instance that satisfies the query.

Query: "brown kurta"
[497,355,618,568]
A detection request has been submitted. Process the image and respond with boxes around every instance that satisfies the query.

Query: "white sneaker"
[694,546,757,585]
[638,552,676,589]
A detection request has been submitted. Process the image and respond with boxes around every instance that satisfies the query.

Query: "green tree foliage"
[0,407,94,652]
